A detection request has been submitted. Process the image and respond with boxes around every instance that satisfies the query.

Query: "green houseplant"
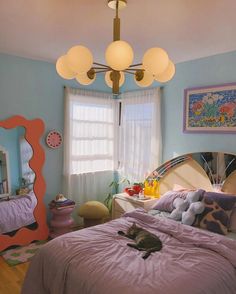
[104,177,130,213]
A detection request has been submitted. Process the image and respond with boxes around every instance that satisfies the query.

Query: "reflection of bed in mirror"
[0,127,38,236]
[147,152,236,195]
[0,192,37,236]
[0,116,48,251]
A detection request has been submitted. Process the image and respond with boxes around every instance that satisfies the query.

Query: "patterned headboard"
[147,152,236,195]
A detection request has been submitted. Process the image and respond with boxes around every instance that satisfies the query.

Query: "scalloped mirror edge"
[0,115,49,251]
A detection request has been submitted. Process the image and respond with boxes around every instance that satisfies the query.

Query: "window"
[63,87,161,203]
[64,89,117,175]
[119,89,162,182]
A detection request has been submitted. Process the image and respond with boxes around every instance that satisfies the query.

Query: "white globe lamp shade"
[66,45,93,73]
[56,55,76,79]
[105,71,125,88]
[134,70,154,87]
[76,72,96,85]
[142,47,169,76]
[105,40,134,71]
[155,60,175,83]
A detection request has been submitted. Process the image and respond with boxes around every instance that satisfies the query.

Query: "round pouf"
[78,201,109,227]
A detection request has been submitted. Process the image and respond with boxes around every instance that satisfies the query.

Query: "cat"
[118,222,162,259]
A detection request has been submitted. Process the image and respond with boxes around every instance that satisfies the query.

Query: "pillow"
[229,207,236,233]
[169,198,189,221]
[173,184,195,192]
[182,201,205,226]
[194,192,236,235]
[169,189,205,222]
[152,190,188,212]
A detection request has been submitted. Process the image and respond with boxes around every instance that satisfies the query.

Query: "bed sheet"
[22,209,236,294]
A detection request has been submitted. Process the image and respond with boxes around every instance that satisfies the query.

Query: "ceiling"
[0,0,236,65]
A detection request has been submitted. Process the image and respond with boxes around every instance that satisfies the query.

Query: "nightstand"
[49,205,75,238]
[112,193,157,219]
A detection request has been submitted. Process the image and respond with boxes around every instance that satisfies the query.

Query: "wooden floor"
[0,256,29,294]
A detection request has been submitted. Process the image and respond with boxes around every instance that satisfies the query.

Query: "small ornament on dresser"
[49,193,75,210]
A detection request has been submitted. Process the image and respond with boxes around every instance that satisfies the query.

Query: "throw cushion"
[229,206,236,233]
[194,192,236,235]
[152,190,188,212]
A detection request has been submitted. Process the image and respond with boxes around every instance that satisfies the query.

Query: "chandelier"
[56,0,175,95]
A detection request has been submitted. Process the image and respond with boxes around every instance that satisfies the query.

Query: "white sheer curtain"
[119,88,162,183]
[63,87,118,204]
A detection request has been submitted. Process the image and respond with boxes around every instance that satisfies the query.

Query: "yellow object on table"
[144,180,160,198]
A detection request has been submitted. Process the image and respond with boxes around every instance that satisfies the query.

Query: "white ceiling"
[0,0,236,65]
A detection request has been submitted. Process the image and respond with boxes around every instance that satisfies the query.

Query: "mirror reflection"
[0,127,37,236]
[192,152,236,185]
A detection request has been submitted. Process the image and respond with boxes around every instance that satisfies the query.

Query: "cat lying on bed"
[118,222,162,259]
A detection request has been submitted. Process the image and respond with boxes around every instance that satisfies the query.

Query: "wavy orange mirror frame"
[0,115,49,251]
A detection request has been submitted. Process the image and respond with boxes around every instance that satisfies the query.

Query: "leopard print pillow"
[194,192,236,235]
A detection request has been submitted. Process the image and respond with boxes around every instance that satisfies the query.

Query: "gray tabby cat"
[118,222,162,259]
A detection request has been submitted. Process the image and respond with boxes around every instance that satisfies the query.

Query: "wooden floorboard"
[0,256,29,294]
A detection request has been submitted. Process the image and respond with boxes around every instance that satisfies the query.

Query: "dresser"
[112,193,157,219]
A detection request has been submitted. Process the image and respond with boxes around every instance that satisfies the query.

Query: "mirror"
[0,127,37,237]
[147,152,236,195]
[0,116,48,251]
[0,146,10,196]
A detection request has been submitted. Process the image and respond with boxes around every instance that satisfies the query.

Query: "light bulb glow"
[66,45,93,73]
[155,60,175,83]
[105,41,134,71]
[56,55,76,79]
[76,71,96,85]
[134,69,154,87]
[105,71,125,88]
[143,47,169,76]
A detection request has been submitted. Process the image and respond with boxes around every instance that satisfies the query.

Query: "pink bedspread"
[22,209,236,294]
[0,191,37,234]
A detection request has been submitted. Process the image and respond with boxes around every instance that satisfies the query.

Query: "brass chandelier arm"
[129,63,143,67]
[94,69,110,74]
[93,67,110,70]
[93,62,110,68]
[125,68,144,71]
[123,70,135,75]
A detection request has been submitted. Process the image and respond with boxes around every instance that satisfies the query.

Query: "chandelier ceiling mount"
[56,0,175,95]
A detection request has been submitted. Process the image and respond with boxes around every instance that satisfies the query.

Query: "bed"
[22,152,236,294]
[0,191,37,235]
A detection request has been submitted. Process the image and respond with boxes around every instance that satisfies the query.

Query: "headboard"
[147,152,236,195]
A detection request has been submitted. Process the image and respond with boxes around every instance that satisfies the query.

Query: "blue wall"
[0,51,236,206]
[0,53,110,206]
[123,51,236,162]
[162,51,236,161]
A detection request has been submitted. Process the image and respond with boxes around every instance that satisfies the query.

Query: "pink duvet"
[22,209,236,294]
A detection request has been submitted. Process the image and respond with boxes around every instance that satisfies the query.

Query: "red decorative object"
[124,187,135,196]
[46,130,62,148]
[132,184,142,194]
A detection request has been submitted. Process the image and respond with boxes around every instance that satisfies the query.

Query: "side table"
[112,193,158,219]
[49,205,75,238]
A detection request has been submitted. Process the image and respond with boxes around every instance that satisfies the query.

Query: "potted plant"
[104,177,130,213]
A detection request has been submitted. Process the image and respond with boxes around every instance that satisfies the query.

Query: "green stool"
[78,201,109,227]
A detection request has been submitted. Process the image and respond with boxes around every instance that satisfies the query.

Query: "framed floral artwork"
[183,83,236,133]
